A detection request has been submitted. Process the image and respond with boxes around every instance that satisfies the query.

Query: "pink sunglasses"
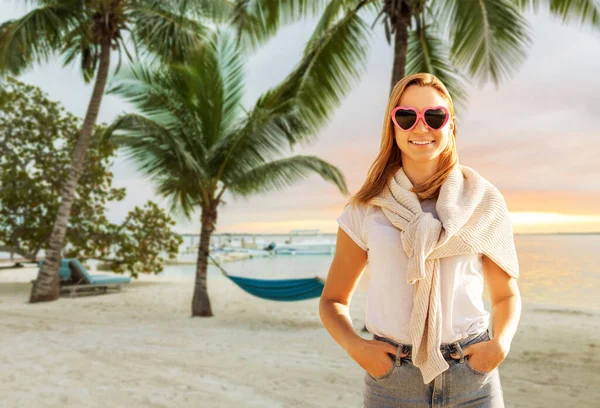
[391,105,450,131]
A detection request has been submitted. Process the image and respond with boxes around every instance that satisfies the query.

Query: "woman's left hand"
[451,339,508,373]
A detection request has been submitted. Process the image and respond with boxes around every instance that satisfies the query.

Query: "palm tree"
[230,0,600,333]
[231,0,600,104]
[0,0,227,302]
[103,8,371,316]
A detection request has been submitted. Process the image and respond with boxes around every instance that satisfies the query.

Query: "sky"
[2,3,600,235]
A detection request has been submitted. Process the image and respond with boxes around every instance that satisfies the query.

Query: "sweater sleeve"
[464,184,520,280]
[336,202,368,251]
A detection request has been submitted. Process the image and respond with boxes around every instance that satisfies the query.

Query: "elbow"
[319,295,349,322]
[319,296,339,323]
[491,292,522,308]
[318,296,329,322]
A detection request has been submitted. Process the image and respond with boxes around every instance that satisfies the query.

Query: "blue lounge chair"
[37,259,78,283]
[37,258,131,297]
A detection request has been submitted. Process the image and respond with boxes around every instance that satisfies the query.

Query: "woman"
[318,73,522,408]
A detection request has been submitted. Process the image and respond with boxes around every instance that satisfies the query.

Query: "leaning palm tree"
[0,0,228,302]
[232,0,600,103]
[103,10,371,316]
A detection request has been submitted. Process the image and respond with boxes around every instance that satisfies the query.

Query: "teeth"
[411,141,434,145]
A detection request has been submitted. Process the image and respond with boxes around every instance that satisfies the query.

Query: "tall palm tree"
[0,0,227,302]
[231,0,600,103]
[103,6,371,316]
[230,0,600,332]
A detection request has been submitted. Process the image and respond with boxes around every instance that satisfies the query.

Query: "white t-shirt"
[337,198,489,345]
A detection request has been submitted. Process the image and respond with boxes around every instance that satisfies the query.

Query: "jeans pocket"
[369,361,396,380]
[464,356,493,376]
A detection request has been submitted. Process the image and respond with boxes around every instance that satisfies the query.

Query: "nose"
[413,117,429,133]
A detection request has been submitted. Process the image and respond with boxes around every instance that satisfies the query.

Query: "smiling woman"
[319,72,521,408]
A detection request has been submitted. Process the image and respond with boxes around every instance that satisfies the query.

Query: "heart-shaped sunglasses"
[391,106,450,131]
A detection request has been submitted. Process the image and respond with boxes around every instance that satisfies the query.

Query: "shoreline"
[3,265,599,315]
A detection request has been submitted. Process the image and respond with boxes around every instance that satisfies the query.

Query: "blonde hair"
[350,73,458,206]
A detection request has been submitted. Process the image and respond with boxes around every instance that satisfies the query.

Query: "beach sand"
[1,266,598,408]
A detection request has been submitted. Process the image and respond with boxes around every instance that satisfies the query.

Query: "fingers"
[384,343,407,357]
[462,345,475,356]
[387,344,399,355]
[374,340,411,358]
[450,345,469,359]
[375,340,402,356]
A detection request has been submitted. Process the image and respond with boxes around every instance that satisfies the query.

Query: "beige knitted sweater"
[369,164,519,384]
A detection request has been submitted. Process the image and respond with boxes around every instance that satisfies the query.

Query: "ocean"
[161,234,600,311]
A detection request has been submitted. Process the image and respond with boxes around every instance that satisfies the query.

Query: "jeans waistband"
[373,329,490,360]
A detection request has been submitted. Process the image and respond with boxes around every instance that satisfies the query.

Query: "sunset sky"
[2,4,600,235]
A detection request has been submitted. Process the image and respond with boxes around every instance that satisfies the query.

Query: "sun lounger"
[34,258,131,297]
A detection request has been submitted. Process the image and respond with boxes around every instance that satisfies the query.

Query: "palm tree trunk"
[365,1,412,332]
[389,5,412,91]
[29,39,112,303]
[191,204,217,317]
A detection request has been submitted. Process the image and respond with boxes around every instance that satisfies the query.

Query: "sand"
[1,266,599,408]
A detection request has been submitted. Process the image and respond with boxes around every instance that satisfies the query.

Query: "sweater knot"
[401,211,442,284]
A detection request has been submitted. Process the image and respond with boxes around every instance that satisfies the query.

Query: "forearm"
[490,294,522,353]
[319,299,364,352]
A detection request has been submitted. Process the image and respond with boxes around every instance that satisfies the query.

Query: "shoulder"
[338,200,375,224]
[458,164,506,200]
[337,199,374,251]
[343,199,372,214]
[458,165,512,225]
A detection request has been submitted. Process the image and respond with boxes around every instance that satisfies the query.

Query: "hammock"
[209,253,325,302]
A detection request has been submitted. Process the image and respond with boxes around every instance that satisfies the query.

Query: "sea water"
[161,234,600,311]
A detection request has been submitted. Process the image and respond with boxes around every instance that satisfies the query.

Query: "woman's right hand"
[347,338,405,378]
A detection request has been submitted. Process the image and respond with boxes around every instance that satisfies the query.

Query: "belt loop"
[394,343,404,366]
[452,341,465,363]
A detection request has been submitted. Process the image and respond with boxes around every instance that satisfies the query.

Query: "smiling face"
[393,85,455,166]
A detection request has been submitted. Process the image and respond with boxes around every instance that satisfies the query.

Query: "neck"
[401,157,439,189]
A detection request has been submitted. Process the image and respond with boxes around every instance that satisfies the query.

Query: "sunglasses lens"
[394,109,417,130]
[424,109,447,129]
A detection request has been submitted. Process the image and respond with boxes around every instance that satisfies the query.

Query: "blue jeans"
[364,329,504,407]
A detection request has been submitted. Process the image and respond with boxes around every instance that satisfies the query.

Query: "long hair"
[350,73,458,206]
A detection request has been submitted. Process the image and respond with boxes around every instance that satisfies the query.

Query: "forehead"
[398,85,448,109]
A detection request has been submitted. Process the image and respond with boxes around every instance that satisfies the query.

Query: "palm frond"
[155,174,205,219]
[103,113,178,145]
[107,114,203,176]
[176,28,245,149]
[210,112,299,181]
[514,0,600,27]
[437,0,533,87]
[406,21,469,113]
[107,66,210,172]
[226,155,349,198]
[107,62,188,124]
[231,0,329,50]
[291,8,371,134]
[212,6,371,181]
[61,18,97,82]
[106,116,210,216]
[0,2,81,75]
[132,2,210,64]
[164,0,235,22]
[305,0,381,45]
